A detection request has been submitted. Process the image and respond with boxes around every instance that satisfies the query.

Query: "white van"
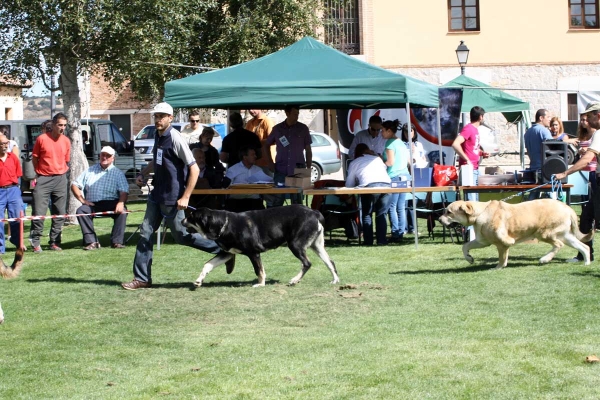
[0,119,147,178]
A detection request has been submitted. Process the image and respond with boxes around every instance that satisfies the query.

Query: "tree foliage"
[0,0,322,214]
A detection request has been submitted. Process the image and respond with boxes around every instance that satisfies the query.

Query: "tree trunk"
[59,56,89,224]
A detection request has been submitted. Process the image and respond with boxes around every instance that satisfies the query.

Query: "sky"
[22,79,60,97]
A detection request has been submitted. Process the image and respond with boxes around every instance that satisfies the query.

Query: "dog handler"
[121,102,221,290]
[555,102,600,263]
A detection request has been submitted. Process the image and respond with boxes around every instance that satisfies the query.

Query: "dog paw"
[539,256,552,264]
[493,264,505,270]
[193,280,203,287]
[330,278,340,284]
[465,255,474,264]
[252,283,266,288]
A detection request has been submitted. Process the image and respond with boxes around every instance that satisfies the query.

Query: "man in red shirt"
[0,133,24,253]
[30,113,71,253]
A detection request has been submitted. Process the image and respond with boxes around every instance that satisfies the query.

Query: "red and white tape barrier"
[0,210,140,223]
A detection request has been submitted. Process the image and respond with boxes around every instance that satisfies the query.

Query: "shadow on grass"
[393,256,548,275]
[25,277,280,289]
[570,270,600,279]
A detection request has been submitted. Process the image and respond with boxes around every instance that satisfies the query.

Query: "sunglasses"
[189,119,200,123]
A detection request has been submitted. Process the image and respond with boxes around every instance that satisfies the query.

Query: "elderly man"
[0,133,24,253]
[266,104,312,206]
[122,102,221,290]
[30,112,71,253]
[223,146,273,213]
[71,146,129,250]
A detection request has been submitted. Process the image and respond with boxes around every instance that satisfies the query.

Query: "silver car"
[134,123,223,162]
[310,131,341,182]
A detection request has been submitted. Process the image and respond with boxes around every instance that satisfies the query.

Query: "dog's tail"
[571,211,595,243]
[0,248,24,280]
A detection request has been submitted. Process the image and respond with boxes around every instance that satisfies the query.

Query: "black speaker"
[541,140,568,183]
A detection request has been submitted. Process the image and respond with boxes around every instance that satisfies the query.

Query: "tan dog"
[439,199,594,268]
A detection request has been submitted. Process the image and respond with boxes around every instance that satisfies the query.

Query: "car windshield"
[135,126,156,140]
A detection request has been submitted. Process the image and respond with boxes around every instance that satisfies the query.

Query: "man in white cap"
[555,102,600,262]
[122,102,221,290]
[71,146,129,250]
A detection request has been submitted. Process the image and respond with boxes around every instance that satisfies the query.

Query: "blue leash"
[501,175,563,202]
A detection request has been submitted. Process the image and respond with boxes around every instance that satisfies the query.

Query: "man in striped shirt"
[71,146,129,250]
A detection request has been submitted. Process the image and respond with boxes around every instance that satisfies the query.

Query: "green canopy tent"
[164,36,441,248]
[441,75,530,123]
[442,75,531,168]
[164,36,438,109]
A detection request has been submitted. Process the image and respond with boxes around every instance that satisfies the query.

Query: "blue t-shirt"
[524,124,553,171]
[383,138,409,178]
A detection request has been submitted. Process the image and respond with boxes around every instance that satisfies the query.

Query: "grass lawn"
[1,202,600,399]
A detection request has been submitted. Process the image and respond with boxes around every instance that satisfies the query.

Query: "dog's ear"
[460,202,474,216]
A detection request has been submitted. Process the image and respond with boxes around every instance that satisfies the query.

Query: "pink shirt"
[457,124,481,169]
[579,139,597,172]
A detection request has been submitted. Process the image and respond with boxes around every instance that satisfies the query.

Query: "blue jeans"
[360,183,391,245]
[388,177,407,238]
[0,186,23,253]
[132,195,221,283]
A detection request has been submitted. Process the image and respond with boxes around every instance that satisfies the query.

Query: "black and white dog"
[182,205,340,287]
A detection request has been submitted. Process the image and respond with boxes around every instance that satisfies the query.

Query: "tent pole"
[406,103,418,249]
[436,106,444,165]
[519,118,525,170]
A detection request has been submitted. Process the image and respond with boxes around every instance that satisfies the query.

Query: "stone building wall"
[390,63,600,166]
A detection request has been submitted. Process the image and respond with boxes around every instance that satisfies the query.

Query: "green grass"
[1,202,600,399]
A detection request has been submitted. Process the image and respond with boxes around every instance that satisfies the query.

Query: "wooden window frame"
[569,0,600,29]
[448,0,480,32]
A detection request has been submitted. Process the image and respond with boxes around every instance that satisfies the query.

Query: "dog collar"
[217,216,228,238]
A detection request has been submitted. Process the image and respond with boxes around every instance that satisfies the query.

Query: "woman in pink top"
[568,115,596,262]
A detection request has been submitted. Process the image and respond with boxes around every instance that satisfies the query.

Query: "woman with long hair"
[401,123,428,168]
[382,119,410,242]
[549,116,579,145]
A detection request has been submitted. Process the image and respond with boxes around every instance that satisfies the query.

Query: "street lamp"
[455,40,470,75]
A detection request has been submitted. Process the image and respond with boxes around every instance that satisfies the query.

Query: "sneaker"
[83,242,101,251]
[111,243,125,249]
[49,244,62,251]
[32,246,43,254]
[121,279,151,290]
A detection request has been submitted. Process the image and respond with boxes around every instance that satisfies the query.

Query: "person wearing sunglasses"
[181,110,204,145]
[348,115,386,160]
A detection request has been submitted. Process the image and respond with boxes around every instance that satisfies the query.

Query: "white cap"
[100,146,115,156]
[152,102,173,115]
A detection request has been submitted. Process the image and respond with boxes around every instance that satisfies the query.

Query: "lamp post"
[455,40,470,75]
